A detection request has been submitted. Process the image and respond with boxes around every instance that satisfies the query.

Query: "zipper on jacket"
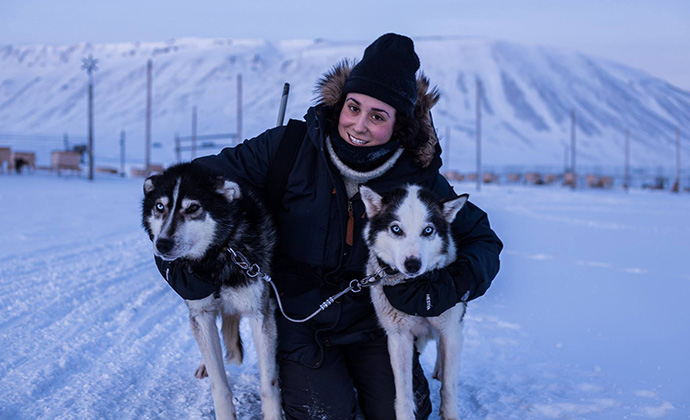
[346,200,354,246]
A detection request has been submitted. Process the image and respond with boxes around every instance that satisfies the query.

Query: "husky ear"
[442,193,468,223]
[216,177,242,202]
[359,185,383,218]
[143,175,159,195]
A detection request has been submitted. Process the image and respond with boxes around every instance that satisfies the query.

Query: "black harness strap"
[265,119,307,216]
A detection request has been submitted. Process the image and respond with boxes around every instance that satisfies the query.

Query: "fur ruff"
[314,60,441,168]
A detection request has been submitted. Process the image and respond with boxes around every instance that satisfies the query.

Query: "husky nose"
[404,258,422,275]
[156,238,174,254]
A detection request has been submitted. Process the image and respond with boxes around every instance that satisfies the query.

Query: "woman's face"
[338,93,396,147]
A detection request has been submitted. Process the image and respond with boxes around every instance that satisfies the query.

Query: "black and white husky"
[141,163,281,420]
[360,184,469,420]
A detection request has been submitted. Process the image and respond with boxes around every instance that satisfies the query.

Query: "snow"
[1,172,688,419]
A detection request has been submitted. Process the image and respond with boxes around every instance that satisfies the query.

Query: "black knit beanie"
[343,33,420,117]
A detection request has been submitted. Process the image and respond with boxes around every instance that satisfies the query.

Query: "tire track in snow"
[0,231,188,418]
[0,229,268,419]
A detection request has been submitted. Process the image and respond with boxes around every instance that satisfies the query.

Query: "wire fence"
[0,133,88,169]
[442,163,689,191]
[1,131,687,192]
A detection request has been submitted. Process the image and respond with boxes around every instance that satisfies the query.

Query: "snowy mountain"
[1,37,688,169]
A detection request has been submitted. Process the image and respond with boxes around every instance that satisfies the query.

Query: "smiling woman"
[183,33,503,420]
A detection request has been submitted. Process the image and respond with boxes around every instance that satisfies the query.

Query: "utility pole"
[120,130,126,177]
[674,126,681,192]
[476,78,482,192]
[445,126,451,171]
[145,59,152,174]
[563,143,569,174]
[81,54,98,181]
[570,109,577,189]
[624,129,630,192]
[237,74,243,144]
[192,106,197,159]
[175,133,180,163]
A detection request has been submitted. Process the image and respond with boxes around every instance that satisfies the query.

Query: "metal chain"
[226,247,386,323]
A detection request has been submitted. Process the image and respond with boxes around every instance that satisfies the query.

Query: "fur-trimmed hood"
[314,60,441,168]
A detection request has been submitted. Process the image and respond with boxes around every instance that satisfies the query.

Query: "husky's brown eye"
[186,204,201,214]
[422,226,434,237]
[390,225,403,236]
[155,203,165,212]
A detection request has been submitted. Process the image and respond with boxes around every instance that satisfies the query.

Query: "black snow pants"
[278,334,432,420]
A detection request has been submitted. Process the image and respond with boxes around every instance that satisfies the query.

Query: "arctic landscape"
[0,37,689,172]
[0,36,689,419]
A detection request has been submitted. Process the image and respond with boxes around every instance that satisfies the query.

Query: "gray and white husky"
[141,163,281,420]
[360,184,469,420]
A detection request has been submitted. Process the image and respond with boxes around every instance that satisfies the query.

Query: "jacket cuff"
[445,264,475,302]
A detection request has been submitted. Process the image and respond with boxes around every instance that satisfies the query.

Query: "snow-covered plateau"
[0,172,688,419]
[1,37,689,171]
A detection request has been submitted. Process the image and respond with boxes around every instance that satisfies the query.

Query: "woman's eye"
[422,226,434,236]
[390,225,403,236]
[155,203,165,212]
[349,105,359,113]
[372,114,384,122]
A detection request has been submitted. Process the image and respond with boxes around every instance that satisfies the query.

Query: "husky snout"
[155,238,175,255]
[404,257,422,275]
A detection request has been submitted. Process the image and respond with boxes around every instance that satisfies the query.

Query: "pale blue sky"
[1,0,689,89]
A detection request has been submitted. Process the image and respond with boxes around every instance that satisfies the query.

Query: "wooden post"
[175,133,180,163]
[120,130,126,177]
[445,126,451,171]
[145,59,152,175]
[192,106,197,159]
[570,109,576,189]
[674,126,681,192]
[237,73,243,145]
[476,78,482,192]
[624,129,630,192]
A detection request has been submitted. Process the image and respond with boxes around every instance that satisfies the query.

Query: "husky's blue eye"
[155,203,165,212]
[422,226,434,236]
[390,225,403,236]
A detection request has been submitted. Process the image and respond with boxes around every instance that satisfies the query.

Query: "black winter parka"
[192,95,502,367]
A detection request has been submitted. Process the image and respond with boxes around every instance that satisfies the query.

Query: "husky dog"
[360,184,468,420]
[141,163,281,420]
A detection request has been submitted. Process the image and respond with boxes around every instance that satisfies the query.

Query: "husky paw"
[224,349,242,365]
[194,363,208,379]
[439,407,460,420]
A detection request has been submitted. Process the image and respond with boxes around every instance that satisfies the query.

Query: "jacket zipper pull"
[346,200,354,246]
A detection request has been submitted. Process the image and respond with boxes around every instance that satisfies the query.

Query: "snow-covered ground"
[1,172,688,419]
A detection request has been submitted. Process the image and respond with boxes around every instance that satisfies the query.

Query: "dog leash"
[225,247,387,323]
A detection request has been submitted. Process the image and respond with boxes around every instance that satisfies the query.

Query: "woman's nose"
[353,114,367,133]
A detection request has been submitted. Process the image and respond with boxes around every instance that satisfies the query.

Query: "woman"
[195,33,502,419]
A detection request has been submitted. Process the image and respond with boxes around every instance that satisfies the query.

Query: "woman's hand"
[382,268,471,316]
